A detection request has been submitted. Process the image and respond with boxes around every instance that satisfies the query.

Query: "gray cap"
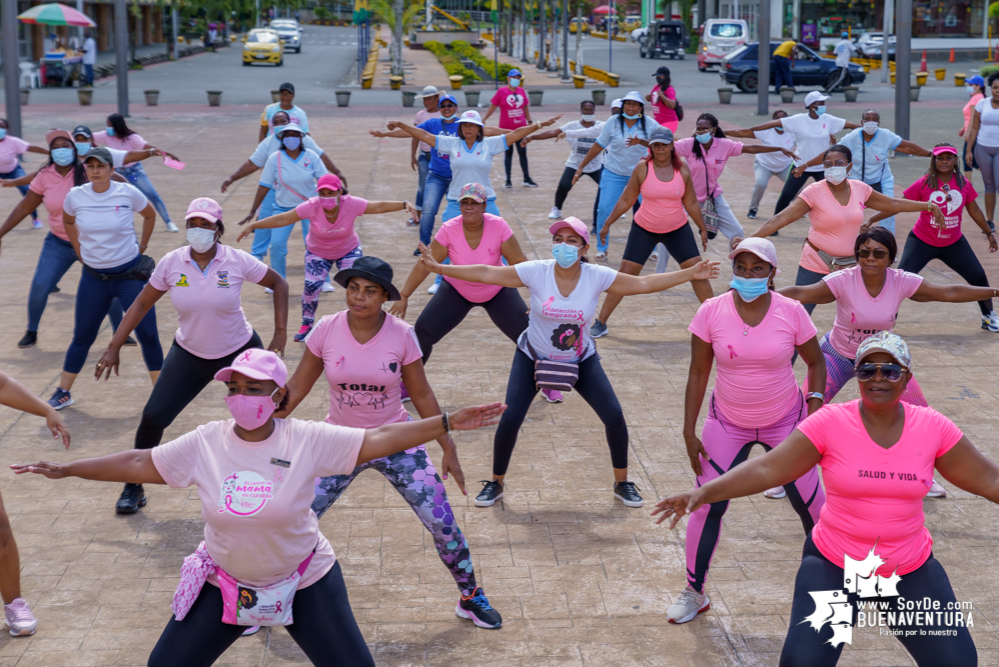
[83,146,113,165]
[648,126,674,145]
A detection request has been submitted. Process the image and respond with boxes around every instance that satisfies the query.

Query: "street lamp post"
[115,0,129,117]
[561,0,569,81]
[894,0,912,139]
[1,0,21,136]
[757,0,770,115]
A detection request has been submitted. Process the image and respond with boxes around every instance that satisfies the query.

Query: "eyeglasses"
[822,159,849,168]
[857,248,889,259]
[440,103,457,109]
[855,363,906,382]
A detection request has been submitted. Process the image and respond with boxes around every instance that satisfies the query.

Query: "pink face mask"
[318,195,340,211]
[225,388,280,431]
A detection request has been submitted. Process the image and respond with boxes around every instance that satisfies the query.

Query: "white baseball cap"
[804,91,830,107]
[458,110,484,126]
[610,98,623,110]
[621,90,645,104]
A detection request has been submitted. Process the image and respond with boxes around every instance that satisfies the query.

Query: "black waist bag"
[84,254,155,282]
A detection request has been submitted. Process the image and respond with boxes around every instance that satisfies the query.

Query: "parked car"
[854,31,896,59]
[622,15,642,32]
[242,28,284,66]
[697,18,748,71]
[640,20,688,59]
[719,41,866,93]
[570,17,590,34]
[269,19,301,53]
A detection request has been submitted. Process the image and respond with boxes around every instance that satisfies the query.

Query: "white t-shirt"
[63,182,149,269]
[514,259,618,362]
[82,37,96,65]
[435,134,509,200]
[753,127,797,172]
[834,39,857,67]
[560,120,604,173]
[779,113,847,172]
[975,98,999,148]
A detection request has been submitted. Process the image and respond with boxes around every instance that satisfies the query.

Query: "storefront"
[797,0,985,45]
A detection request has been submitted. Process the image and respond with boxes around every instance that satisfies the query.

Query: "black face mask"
[656,77,667,85]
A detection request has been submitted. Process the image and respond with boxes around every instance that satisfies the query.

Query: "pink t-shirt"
[674,137,743,201]
[490,86,529,130]
[797,180,873,275]
[0,136,30,173]
[434,213,512,303]
[295,194,366,260]
[305,310,423,429]
[797,401,962,576]
[148,244,269,359]
[688,291,816,428]
[93,130,146,166]
[649,85,678,126]
[823,266,923,359]
[903,174,977,248]
[151,418,365,588]
[963,93,984,134]
[28,164,75,240]
[413,108,440,153]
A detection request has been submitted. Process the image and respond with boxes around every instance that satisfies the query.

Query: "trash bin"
[717,87,733,104]
[144,90,160,106]
[336,90,351,107]
[464,90,480,107]
[390,75,404,90]
[573,74,585,89]
[270,89,280,103]
[76,88,91,106]
[592,90,606,105]
[207,90,222,106]
[779,86,795,103]
[527,90,543,106]
[402,90,417,107]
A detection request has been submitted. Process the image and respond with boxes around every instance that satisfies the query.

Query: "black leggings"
[555,166,602,223]
[504,139,532,182]
[493,349,629,476]
[898,231,993,316]
[775,170,824,216]
[780,535,976,667]
[134,332,263,449]
[414,279,528,364]
[147,562,374,667]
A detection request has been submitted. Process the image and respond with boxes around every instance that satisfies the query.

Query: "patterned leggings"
[302,245,364,325]
[818,332,927,406]
[312,444,476,596]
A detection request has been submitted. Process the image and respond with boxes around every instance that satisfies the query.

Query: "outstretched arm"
[12,449,165,484]
[505,116,562,146]
[910,281,999,304]
[740,144,799,161]
[418,243,525,288]
[235,189,290,233]
[865,190,943,227]
[895,140,931,157]
[384,121,437,147]
[777,280,836,305]
[736,198,812,242]
[745,119,783,133]
[935,437,999,503]
[605,260,720,296]
[364,200,417,216]
[221,160,260,193]
[0,372,70,448]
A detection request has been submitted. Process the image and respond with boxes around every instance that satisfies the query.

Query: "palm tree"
[370,0,422,77]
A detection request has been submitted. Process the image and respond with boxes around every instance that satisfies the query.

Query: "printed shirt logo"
[541,296,586,357]
[927,186,964,230]
[175,274,190,287]
[335,383,388,410]
[217,471,274,516]
[217,270,230,288]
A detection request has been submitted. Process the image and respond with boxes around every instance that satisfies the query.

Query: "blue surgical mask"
[966,85,976,94]
[622,112,642,120]
[282,136,301,150]
[695,132,713,144]
[815,105,827,116]
[51,148,76,166]
[75,141,91,156]
[551,242,579,268]
[509,78,521,88]
[729,276,770,302]
[0,129,7,140]
[105,126,115,137]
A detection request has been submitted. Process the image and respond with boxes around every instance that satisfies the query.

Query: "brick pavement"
[0,104,995,666]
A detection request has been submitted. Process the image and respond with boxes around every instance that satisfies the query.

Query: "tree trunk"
[574,2,582,74]
[391,0,403,76]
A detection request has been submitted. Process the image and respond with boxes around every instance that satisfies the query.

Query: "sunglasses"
[855,363,906,382]
[857,248,889,259]
[440,103,457,109]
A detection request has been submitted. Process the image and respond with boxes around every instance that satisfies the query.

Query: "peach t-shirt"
[152,418,365,588]
[28,164,74,240]
[798,179,873,274]
[434,213,512,303]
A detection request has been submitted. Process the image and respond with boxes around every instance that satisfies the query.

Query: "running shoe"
[31,218,42,229]
[400,383,411,403]
[927,479,947,498]
[242,625,261,636]
[747,209,757,219]
[428,281,439,295]
[3,599,37,636]
[413,247,422,256]
[769,230,779,237]
[17,331,36,349]
[523,179,538,188]
[165,221,179,233]
[763,486,786,499]
[294,324,313,343]
[456,587,502,629]
[650,249,659,262]
[542,388,563,403]
[406,217,420,227]
[47,388,73,411]
[990,220,996,232]
[548,206,561,220]
[321,282,336,293]
[613,481,643,508]
[590,319,608,339]
[50,286,60,293]
[264,287,274,295]
[115,483,147,514]
[504,181,513,189]
[123,336,137,347]
[983,312,999,333]
[666,587,710,624]
[595,251,607,262]
[475,480,504,507]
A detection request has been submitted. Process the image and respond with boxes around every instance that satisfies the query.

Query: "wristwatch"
[805,392,825,404]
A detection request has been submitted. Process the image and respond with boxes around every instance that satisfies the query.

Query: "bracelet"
[441,412,452,433]
[805,391,825,404]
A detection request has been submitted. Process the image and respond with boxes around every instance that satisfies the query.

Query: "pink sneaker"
[294,324,313,343]
[542,389,564,403]
[242,625,261,636]
[4,598,36,636]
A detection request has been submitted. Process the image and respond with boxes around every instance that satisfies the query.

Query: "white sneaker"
[927,479,947,498]
[595,251,607,262]
[982,311,999,333]
[264,287,274,295]
[667,587,710,624]
[4,598,37,636]
[321,282,336,293]
[548,206,561,220]
[165,221,179,233]
[763,486,786,499]
[428,282,440,295]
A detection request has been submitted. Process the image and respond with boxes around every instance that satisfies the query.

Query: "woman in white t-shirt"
[13,349,505,666]
[728,109,797,218]
[964,72,999,226]
[46,147,160,412]
[417,217,719,509]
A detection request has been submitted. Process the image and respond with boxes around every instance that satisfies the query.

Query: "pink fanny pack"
[217,548,315,626]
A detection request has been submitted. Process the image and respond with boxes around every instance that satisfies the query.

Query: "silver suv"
[269,20,301,53]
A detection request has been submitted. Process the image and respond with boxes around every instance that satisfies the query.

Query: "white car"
[631,26,648,43]
[269,19,301,53]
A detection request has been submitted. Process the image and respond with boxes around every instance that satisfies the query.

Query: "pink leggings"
[685,394,826,594]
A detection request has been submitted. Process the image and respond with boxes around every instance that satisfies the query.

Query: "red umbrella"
[591,4,611,13]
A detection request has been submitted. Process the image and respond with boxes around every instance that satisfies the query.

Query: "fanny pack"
[218,548,315,626]
[805,238,856,272]
[83,254,155,282]
[527,340,579,393]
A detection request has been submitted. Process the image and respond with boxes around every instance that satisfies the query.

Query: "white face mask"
[862,121,879,135]
[824,166,849,185]
[581,114,595,123]
[187,227,217,253]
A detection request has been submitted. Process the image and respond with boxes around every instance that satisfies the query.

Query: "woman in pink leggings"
[673,238,827,624]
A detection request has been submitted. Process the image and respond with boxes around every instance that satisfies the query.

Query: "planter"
[607,72,620,87]
[389,75,403,90]
[910,85,920,102]
[527,90,543,107]
[449,74,464,90]
[572,74,585,89]
[862,63,871,73]
[843,86,859,102]
[717,87,733,104]
[464,90,480,107]
[270,89,280,103]
[935,67,946,81]
[402,90,416,107]
[890,72,896,84]
[779,86,795,103]
[207,90,222,106]
[915,72,928,86]
[335,90,351,107]
[954,72,966,87]
[144,90,159,106]
[592,89,606,105]
[20,89,29,105]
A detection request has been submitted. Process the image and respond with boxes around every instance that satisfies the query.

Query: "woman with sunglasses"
[733,145,946,317]
[654,332,990,666]
[868,144,999,333]
[668,238,827,625]
[418,218,720,510]
[13,348,506,666]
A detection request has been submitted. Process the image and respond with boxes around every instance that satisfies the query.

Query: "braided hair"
[926,143,964,190]
[618,101,648,140]
[691,113,726,162]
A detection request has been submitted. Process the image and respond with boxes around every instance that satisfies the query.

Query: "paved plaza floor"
[0,97,995,666]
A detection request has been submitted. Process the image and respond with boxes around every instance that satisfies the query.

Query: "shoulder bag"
[700,167,720,240]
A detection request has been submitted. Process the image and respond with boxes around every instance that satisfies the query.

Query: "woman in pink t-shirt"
[667,238,826,625]
[654,332,994,666]
[482,69,537,187]
[646,66,679,132]
[14,348,505,664]
[278,256,504,630]
[236,174,417,342]
[0,118,48,228]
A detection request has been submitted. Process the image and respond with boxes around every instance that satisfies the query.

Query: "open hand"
[448,402,507,430]
[220,178,234,194]
[369,129,389,138]
[94,345,121,382]
[235,223,256,243]
[625,137,644,147]
[699,227,709,251]
[690,260,721,281]
[417,242,442,273]
[554,131,566,143]
[439,440,467,495]
[729,236,744,251]
[651,490,704,529]
[792,165,806,178]
[540,114,563,127]
[45,411,71,450]
[403,201,417,217]
[987,232,998,253]
[929,203,945,229]
[388,295,408,320]
[782,149,801,161]
[410,156,418,171]
[684,433,710,477]
[10,461,68,479]
[0,179,18,188]
[571,169,583,186]
[266,331,287,358]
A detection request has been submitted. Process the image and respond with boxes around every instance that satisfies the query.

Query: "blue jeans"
[419,171,452,246]
[118,163,171,224]
[0,165,36,219]
[415,151,430,211]
[595,170,634,253]
[28,232,124,332]
[867,175,896,233]
[258,204,310,278]
[773,55,794,91]
[84,63,93,85]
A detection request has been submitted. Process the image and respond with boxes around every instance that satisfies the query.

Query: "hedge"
[425,41,480,84]
[980,65,999,80]
[451,40,514,81]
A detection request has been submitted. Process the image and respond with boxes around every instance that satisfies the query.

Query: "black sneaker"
[413,247,422,256]
[456,587,502,629]
[47,388,73,411]
[115,483,147,514]
[504,181,513,189]
[123,336,137,347]
[475,480,504,507]
[769,230,779,237]
[747,209,757,219]
[990,220,996,232]
[613,481,643,508]
[17,331,37,349]
[523,179,538,188]
[49,286,60,294]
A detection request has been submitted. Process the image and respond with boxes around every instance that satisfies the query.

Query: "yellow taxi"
[569,17,590,34]
[242,28,284,66]
[621,15,642,32]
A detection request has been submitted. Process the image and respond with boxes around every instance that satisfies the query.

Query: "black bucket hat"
[333,256,401,301]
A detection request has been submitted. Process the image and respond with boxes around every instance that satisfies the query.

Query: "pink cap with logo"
[728,237,780,274]
[317,173,343,191]
[186,197,223,224]
[214,348,288,387]
[548,216,590,245]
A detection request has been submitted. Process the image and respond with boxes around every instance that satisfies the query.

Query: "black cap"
[72,125,93,139]
[278,82,295,94]
[333,256,401,301]
[83,147,113,165]
[653,66,670,77]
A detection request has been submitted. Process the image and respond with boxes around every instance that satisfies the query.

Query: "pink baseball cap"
[317,173,343,191]
[548,216,590,245]
[186,197,223,224]
[728,237,780,274]
[45,129,73,146]
[932,145,958,156]
[214,348,288,387]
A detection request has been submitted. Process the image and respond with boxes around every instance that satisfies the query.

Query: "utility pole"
[172,6,179,60]
[1,0,20,136]
[115,0,129,117]
[561,0,569,81]
[881,0,892,83]
[894,0,911,139]
[757,0,769,115]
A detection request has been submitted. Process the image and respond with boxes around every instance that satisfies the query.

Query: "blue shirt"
[838,127,902,185]
[418,117,460,179]
[595,116,662,177]
[260,148,327,209]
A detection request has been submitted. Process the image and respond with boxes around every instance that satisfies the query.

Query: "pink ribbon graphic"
[728,345,738,359]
